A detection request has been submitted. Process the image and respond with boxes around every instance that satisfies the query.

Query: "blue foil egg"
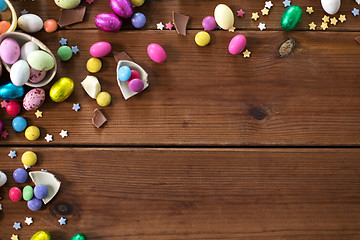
[0,83,25,100]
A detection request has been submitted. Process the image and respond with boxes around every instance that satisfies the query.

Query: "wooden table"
[1,1,360,239]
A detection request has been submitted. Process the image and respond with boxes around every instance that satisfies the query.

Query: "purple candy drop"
[27,198,42,211]
[128,78,144,92]
[202,16,217,31]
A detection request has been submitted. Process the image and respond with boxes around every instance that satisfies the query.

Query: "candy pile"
[0,0,14,34]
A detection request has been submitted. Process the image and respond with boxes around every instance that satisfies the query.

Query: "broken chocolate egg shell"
[278,37,297,58]
[29,171,61,204]
[116,60,148,100]
[0,32,57,87]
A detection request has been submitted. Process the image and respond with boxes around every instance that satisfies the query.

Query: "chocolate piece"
[58,6,86,27]
[172,11,190,36]
[92,108,107,128]
[355,36,360,45]
[113,51,133,63]
[0,8,12,21]
[278,37,297,58]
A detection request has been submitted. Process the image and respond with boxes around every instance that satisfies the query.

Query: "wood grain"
[1,30,360,146]
[1,147,360,240]
[11,0,360,31]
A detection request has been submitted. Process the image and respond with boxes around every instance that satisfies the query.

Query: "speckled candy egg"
[10,60,30,86]
[27,50,55,71]
[0,38,20,64]
[23,88,45,111]
[54,0,81,9]
[18,14,43,33]
[110,0,133,19]
[95,13,122,32]
[29,68,47,83]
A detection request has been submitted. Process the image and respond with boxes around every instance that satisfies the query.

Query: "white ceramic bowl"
[0,32,57,87]
[116,60,149,100]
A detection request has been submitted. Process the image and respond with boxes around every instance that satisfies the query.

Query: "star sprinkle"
[321,22,328,30]
[283,0,291,7]
[243,49,251,58]
[60,130,68,138]
[237,9,245,17]
[8,150,16,159]
[251,12,259,21]
[59,38,67,46]
[309,22,316,30]
[1,100,8,108]
[86,0,94,3]
[13,222,21,230]
[72,46,79,54]
[58,217,67,225]
[24,165,30,170]
[265,1,273,9]
[41,169,48,172]
[11,234,18,240]
[45,134,53,142]
[261,8,269,15]
[330,17,338,25]
[258,23,266,31]
[25,217,33,225]
[1,130,8,138]
[35,110,43,118]
[156,22,164,30]
[352,8,359,16]
[339,14,346,22]
[165,22,173,30]
[21,9,28,15]
[72,103,81,112]
[306,7,314,14]
[322,15,330,22]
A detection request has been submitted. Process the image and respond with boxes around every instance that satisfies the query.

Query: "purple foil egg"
[110,0,133,19]
[95,13,122,32]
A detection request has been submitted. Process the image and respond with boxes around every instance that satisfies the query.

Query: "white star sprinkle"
[265,1,273,9]
[45,134,53,142]
[8,150,17,158]
[72,103,81,112]
[58,217,67,225]
[25,217,33,225]
[258,23,266,31]
[60,130,68,138]
[13,222,21,230]
[156,22,164,30]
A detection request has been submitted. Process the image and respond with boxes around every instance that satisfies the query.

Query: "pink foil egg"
[0,38,20,64]
[228,34,247,55]
[23,88,45,111]
[90,41,112,58]
[110,0,133,19]
[95,13,122,32]
[147,43,166,63]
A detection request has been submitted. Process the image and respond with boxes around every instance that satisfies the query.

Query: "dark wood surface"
[2,0,360,239]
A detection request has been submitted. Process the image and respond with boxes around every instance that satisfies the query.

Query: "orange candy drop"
[0,21,11,34]
[44,19,58,33]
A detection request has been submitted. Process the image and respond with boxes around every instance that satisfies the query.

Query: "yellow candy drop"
[86,57,102,73]
[25,126,40,141]
[195,31,211,46]
[96,92,112,107]
[21,151,37,166]
[130,0,145,7]
[30,230,51,240]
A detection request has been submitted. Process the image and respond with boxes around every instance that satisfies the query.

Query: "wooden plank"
[11,0,360,31]
[0,147,359,239]
[1,30,360,146]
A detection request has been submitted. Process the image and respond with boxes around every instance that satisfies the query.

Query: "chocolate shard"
[172,11,190,36]
[92,108,107,128]
[278,37,297,58]
[355,36,360,45]
[113,51,133,63]
[58,6,86,28]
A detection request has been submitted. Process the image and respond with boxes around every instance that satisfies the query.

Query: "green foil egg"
[49,77,74,102]
[23,185,33,201]
[281,5,302,31]
[30,231,51,240]
[71,233,87,240]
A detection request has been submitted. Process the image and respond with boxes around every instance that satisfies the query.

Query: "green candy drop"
[71,233,87,240]
[281,5,302,31]
[23,185,33,201]
[57,46,73,61]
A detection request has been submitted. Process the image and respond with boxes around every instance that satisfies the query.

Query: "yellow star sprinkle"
[35,110,43,118]
[251,12,259,21]
[321,22,328,30]
[261,8,269,15]
[322,15,330,22]
[309,22,316,30]
[339,14,346,23]
[330,17,338,25]
[243,49,251,58]
[11,234,19,240]
[306,7,314,14]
